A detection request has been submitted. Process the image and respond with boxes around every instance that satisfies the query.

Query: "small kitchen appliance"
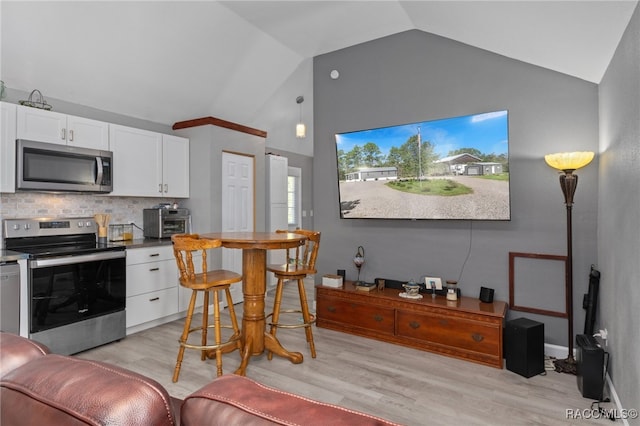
[143,207,191,239]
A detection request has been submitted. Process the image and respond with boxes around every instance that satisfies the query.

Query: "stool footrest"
[267,309,316,329]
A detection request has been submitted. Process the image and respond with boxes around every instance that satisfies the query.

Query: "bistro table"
[200,232,307,376]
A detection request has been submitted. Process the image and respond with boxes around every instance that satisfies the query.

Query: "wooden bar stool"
[266,229,320,359]
[171,234,242,382]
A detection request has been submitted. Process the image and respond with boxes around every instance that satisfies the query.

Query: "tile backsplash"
[1,193,174,240]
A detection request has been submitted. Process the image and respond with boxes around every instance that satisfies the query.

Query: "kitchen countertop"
[108,238,173,249]
[0,250,29,263]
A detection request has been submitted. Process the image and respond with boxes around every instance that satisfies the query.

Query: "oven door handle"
[30,251,126,268]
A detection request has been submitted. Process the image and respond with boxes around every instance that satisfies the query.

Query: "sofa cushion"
[0,354,177,426]
[181,374,399,426]
[0,332,50,378]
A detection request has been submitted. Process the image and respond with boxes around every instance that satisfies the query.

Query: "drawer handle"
[373,314,383,322]
[149,297,160,302]
[471,333,484,342]
[327,306,336,313]
[439,319,448,327]
[409,321,420,329]
[149,253,160,257]
[149,267,160,272]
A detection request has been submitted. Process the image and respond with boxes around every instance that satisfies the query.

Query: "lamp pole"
[556,170,578,372]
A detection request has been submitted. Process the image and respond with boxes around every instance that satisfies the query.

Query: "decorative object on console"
[355,281,378,292]
[446,280,458,301]
[322,274,343,288]
[479,286,495,303]
[544,150,595,375]
[19,89,52,110]
[295,95,306,138]
[423,276,443,291]
[353,245,365,284]
[402,280,421,298]
[376,278,385,292]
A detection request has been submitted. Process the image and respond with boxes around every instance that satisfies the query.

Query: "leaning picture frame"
[424,276,443,290]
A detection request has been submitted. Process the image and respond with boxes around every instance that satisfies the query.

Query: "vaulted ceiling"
[1,1,637,130]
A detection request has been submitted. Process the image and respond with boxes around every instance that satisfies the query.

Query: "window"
[287,167,301,229]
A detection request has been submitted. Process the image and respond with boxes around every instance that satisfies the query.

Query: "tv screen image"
[334,110,510,220]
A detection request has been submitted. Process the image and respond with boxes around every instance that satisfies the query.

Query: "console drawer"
[316,296,394,335]
[396,310,499,355]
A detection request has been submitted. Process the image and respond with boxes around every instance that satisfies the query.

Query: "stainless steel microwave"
[16,139,113,193]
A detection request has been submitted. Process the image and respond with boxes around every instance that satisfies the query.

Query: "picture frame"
[424,276,442,290]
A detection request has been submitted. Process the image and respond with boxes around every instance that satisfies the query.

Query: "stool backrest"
[172,234,222,283]
[275,229,321,273]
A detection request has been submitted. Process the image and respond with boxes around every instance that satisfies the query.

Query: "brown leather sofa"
[0,332,399,425]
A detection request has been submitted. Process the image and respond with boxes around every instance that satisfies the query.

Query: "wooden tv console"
[315,282,508,369]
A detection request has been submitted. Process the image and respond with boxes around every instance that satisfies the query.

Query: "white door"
[221,152,254,304]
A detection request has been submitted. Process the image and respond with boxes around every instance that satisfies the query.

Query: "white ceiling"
[1,1,637,129]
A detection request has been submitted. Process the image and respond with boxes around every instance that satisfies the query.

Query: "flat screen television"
[335,110,510,220]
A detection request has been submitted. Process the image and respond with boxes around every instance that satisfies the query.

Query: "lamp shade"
[296,123,306,138]
[544,151,594,171]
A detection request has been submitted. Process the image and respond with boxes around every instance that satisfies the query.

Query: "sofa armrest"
[181,374,399,426]
[0,332,50,378]
[1,354,177,426]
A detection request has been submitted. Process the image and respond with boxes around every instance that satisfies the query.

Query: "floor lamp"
[544,151,595,374]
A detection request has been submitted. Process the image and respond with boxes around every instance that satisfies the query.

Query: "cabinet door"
[0,102,17,192]
[109,124,162,196]
[161,134,189,198]
[67,115,109,150]
[16,105,67,145]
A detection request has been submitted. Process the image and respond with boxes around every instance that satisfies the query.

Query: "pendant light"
[296,95,306,138]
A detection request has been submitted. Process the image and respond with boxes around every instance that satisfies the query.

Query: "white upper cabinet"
[109,124,163,197]
[162,134,189,198]
[0,102,17,193]
[16,105,109,150]
[109,124,189,198]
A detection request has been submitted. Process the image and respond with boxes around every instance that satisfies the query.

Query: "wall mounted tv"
[335,110,510,220]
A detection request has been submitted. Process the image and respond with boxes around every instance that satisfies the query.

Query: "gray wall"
[313,30,599,347]
[598,4,639,414]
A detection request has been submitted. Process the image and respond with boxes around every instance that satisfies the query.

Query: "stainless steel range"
[3,217,126,355]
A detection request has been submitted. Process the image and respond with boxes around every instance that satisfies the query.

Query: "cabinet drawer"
[317,296,394,335]
[396,310,499,355]
[126,287,178,328]
[127,260,177,296]
[126,246,174,265]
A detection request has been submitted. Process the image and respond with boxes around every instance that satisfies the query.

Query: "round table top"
[200,232,306,250]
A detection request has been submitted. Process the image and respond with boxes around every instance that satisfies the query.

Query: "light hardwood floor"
[77,282,613,425]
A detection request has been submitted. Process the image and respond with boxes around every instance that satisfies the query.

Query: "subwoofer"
[576,334,605,400]
[505,318,545,378]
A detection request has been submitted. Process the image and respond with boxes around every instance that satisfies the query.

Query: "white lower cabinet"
[126,246,179,329]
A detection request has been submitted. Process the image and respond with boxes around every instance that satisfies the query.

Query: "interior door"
[221,151,254,304]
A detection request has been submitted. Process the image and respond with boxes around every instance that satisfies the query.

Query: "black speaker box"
[505,318,545,378]
[576,334,605,400]
[479,286,494,303]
